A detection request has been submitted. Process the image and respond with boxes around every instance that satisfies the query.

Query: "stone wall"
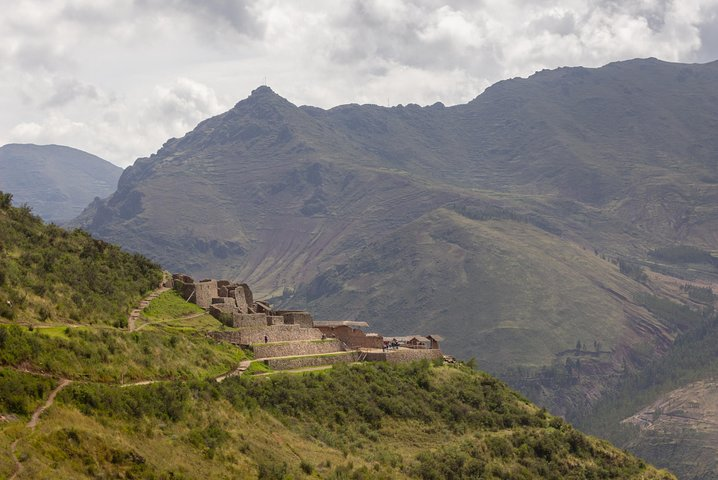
[194,280,218,309]
[276,311,314,327]
[251,339,345,358]
[317,325,384,349]
[207,331,242,344]
[238,325,324,345]
[173,278,195,302]
[363,348,443,363]
[267,316,284,325]
[264,351,359,370]
[231,313,268,328]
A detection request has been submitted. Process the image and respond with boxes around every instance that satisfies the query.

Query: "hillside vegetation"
[2,362,675,479]
[0,204,675,479]
[0,191,161,326]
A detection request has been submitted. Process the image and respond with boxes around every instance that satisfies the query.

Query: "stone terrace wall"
[264,351,360,370]
[252,339,345,359]
[207,331,242,345]
[318,325,384,349]
[239,325,324,345]
[363,349,443,363]
[276,311,314,327]
[231,313,267,328]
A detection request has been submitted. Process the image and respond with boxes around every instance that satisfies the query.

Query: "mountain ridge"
[0,143,122,224]
[70,58,718,477]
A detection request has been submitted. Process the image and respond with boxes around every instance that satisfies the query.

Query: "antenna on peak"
[263,76,267,86]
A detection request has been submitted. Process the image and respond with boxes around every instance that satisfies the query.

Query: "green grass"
[0,324,246,383]
[159,314,228,332]
[36,362,674,480]
[0,195,161,326]
[244,361,271,375]
[141,290,204,321]
[32,326,90,339]
[0,367,56,416]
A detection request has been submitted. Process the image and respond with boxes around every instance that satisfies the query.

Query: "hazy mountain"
[0,144,122,223]
[72,58,718,477]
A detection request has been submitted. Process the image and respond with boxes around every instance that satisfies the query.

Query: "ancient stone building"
[171,273,445,371]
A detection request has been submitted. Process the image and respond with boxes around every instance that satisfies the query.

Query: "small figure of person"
[264,334,268,344]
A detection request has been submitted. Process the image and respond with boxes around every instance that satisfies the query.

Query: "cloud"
[7,77,223,167]
[42,77,101,108]
[147,77,223,133]
[0,0,717,167]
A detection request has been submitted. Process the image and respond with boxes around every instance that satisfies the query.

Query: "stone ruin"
[166,273,445,369]
[168,273,318,333]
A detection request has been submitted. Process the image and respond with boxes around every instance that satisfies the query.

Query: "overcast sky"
[2,0,718,167]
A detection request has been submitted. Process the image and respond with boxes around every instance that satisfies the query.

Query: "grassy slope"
[1,363,675,480]
[0,211,675,478]
[0,193,162,326]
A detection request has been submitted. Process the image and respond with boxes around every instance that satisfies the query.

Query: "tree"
[0,192,12,209]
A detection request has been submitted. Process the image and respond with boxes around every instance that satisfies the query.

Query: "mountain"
[0,196,674,479]
[71,59,718,476]
[0,144,122,224]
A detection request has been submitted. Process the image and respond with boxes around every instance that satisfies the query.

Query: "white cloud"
[0,0,717,166]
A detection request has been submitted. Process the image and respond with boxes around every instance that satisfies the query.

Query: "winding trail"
[9,378,71,480]
[128,282,169,332]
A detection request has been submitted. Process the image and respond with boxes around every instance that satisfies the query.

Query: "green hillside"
[1,361,675,479]
[0,198,674,479]
[0,191,161,326]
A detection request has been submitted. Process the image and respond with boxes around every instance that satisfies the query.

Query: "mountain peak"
[250,85,276,96]
[229,85,295,112]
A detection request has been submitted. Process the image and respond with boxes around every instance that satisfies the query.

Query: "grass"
[30,362,672,480]
[141,290,204,321]
[244,361,271,375]
[0,324,247,383]
[32,325,90,339]
[0,196,161,326]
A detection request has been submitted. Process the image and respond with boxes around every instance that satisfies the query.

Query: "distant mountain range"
[0,144,122,224]
[70,58,718,478]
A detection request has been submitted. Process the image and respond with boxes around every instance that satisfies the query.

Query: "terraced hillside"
[0,199,675,479]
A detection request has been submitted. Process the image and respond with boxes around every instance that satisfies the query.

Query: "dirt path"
[27,379,71,429]
[215,360,252,382]
[119,380,160,388]
[128,286,169,332]
[9,439,21,480]
[9,378,71,479]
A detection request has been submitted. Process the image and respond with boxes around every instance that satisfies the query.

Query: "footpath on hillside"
[127,275,170,331]
[9,378,72,480]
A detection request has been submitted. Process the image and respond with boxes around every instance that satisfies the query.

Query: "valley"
[2,58,718,478]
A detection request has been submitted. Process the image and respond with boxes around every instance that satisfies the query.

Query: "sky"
[2,0,718,167]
